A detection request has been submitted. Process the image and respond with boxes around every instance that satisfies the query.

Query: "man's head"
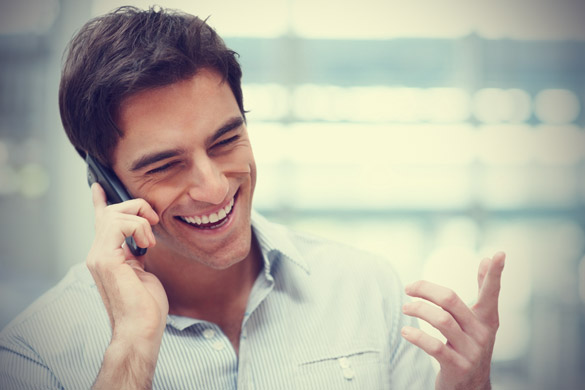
[59,6,245,167]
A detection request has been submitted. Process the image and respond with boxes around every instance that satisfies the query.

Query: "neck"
[144,235,263,321]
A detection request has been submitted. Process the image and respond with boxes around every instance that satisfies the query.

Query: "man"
[0,6,505,389]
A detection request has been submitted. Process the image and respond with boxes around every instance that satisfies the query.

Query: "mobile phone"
[86,154,147,256]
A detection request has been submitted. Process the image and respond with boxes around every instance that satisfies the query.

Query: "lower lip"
[177,193,238,234]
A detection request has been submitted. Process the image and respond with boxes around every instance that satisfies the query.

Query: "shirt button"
[338,357,350,368]
[212,340,226,351]
[203,329,216,339]
[342,367,355,380]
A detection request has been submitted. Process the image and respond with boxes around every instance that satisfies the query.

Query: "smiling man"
[0,6,505,390]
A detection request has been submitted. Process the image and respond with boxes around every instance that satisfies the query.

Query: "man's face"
[112,69,256,270]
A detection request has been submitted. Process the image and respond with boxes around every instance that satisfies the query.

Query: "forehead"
[112,69,241,166]
[118,69,226,122]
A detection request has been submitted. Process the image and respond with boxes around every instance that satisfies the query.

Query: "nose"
[186,157,229,204]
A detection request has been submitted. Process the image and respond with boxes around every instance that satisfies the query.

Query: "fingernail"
[401,327,410,337]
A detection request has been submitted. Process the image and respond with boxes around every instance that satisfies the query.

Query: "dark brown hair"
[59,6,244,166]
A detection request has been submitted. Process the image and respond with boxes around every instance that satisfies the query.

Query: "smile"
[177,196,235,229]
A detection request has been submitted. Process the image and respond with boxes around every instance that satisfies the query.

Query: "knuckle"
[437,311,453,329]
[456,357,473,372]
[429,339,445,356]
[476,329,489,345]
[441,289,459,307]
[468,346,482,364]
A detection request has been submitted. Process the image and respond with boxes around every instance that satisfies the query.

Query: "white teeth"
[180,196,236,226]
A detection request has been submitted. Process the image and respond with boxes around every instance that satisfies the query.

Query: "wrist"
[93,336,161,390]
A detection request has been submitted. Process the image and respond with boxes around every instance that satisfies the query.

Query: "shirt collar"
[251,210,310,275]
[166,210,309,331]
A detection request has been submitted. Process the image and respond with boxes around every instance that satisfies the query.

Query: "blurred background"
[1,0,584,388]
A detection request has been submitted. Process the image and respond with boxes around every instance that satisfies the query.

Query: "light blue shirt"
[0,211,435,389]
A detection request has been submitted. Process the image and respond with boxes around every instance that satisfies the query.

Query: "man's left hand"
[401,251,506,390]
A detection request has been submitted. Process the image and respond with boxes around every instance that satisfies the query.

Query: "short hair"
[58,6,244,166]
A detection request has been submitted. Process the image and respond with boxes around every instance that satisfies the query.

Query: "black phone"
[86,154,147,256]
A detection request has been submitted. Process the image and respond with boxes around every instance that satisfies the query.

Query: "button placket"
[201,327,227,351]
[202,328,216,339]
[338,357,355,381]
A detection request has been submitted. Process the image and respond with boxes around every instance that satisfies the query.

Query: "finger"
[91,183,107,213]
[401,326,460,367]
[93,212,156,257]
[477,257,491,291]
[113,214,156,248]
[106,198,160,226]
[402,300,469,353]
[121,240,149,261]
[405,281,475,332]
[475,252,506,322]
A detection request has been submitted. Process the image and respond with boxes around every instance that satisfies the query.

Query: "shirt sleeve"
[0,336,64,390]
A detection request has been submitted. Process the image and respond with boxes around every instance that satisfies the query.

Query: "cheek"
[142,183,182,216]
[249,160,257,191]
[220,147,256,177]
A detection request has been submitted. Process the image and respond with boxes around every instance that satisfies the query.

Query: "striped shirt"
[0,211,435,389]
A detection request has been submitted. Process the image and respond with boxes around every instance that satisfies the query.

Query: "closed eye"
[214,135,240,148]
[146,161,179,175]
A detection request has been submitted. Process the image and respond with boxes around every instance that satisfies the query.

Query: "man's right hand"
[87,183,168,389]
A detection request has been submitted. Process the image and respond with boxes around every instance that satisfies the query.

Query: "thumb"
[477,256,491,291]
[474,252,506,323]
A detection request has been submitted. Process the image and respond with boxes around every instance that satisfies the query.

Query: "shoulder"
[0,263,107,390]
[0,262,109,359]
[2,263,101,332]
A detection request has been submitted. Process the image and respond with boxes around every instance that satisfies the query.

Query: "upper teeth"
[181,198,234,225]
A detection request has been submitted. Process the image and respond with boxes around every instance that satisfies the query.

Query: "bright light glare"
[243,84,290,121]
[493,309,531,361]
[475,125,535,165]
[473,89,532,123]
[92,0,585,40]
[92,0,289,37]
[534,125,585,165]
[292,0,585,40]
[423,245,480,305]
[292,0,474,39]
[480,165,578,208]
[422,88,470,123]
[282,123,476,165]
[293,85,469,123]
[534,89,581,124]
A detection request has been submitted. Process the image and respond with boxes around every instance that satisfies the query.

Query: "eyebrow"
[208,116,245,146]
[128,116,245,172]
[129,149,184,172]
